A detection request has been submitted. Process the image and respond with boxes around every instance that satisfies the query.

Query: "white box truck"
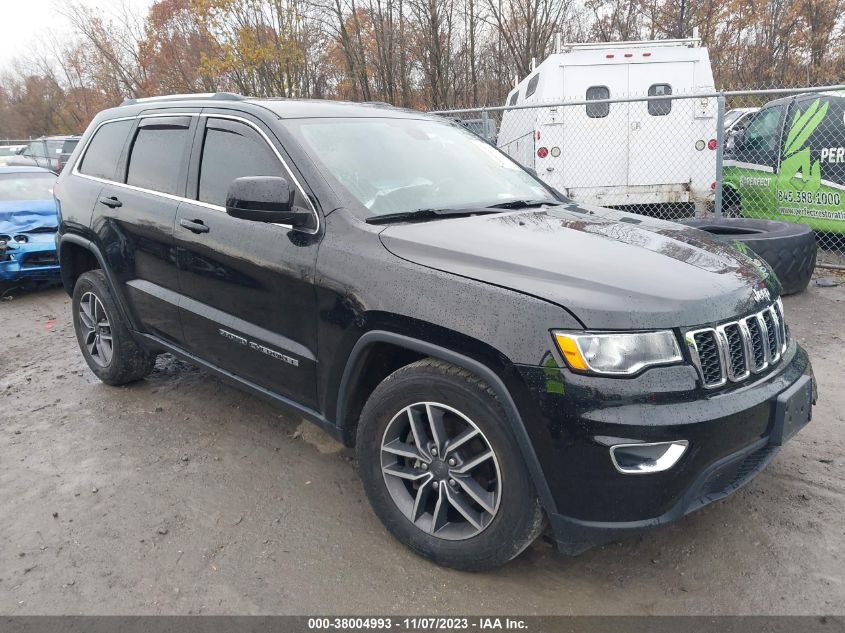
[498,35,718,215]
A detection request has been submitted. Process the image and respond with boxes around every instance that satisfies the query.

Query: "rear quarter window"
[78,120,133,181]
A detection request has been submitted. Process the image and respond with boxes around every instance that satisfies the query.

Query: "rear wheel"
[356,358,544,570]
[72,270,156,385]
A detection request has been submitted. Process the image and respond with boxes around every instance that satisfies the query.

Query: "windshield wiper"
[484,199,563,210]
[365,207,505,225]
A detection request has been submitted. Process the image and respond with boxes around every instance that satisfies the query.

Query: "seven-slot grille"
[685,300,788,389]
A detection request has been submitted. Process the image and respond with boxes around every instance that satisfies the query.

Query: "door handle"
[179,218,210,234]
[98,195,122,208]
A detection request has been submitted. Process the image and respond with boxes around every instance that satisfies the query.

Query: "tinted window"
[508,91,519,106]
[61,139,79,154]
[745,106,783,150]
[198,119,280,207]
[526,74,540,98]
[79,120,133,180]
[737,104,784,168]
[126,119,191,195]
[648,84,672,116]
[46,140,65,155]
[586,86,609,118]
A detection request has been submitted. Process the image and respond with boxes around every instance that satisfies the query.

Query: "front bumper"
[0,235,61,283]
[513,341,814,554]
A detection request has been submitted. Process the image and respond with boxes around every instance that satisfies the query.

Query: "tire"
[680,218,817,295]
[71,270,156,385]
[722,188,741,218]
[356,358,545,571]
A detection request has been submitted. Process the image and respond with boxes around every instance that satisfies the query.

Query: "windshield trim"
[280,115,561,222]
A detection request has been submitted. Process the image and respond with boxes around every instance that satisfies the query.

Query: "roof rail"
[120,92,246,106]
[560,37,701,52]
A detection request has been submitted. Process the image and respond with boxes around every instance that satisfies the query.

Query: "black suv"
[55,93,816,570]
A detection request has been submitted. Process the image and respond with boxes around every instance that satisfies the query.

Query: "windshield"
[0,172,57,201]
[286,117,554,216]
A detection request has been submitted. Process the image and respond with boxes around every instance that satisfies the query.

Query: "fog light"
[610,440,688,474]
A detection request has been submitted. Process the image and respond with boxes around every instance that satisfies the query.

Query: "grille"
[686,300,789,389]
[700,445,778,498]
[723,323,746,378]
[21,252,58,267]
[745,317,766,370]
[693,331,723,385]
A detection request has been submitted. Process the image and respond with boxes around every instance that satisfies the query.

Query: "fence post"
[481,108,491,142]
[713,93,726,218]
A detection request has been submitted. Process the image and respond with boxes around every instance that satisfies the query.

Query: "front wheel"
[356,359,545,570]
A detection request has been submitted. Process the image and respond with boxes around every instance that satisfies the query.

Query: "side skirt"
[133,331,342,442]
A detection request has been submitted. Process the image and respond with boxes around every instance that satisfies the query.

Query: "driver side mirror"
[727,128,746,155]
[225,176,314,228]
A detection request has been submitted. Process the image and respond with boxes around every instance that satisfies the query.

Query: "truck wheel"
[71,270,157,385]
[356,358,544,571]
[681,218,817,295]
[723,188,741,217]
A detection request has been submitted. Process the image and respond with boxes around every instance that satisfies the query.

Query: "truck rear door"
[627,62,694,188]
[560,64,628,196]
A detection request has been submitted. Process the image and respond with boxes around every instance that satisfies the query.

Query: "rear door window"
[586,86,610,118]
[126,116,192,195]
[648,84,672,116]
[78,120,133,180]
[197,118,281,207]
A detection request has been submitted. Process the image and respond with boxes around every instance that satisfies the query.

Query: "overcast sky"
[0,0,154,70]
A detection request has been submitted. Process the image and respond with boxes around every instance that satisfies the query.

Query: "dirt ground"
[1,278,843,616]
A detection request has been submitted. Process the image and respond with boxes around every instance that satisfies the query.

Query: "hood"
[0,199,59,235]
[378,203,780,329]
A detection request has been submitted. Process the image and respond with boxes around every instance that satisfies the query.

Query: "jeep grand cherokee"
[55,93,816,570]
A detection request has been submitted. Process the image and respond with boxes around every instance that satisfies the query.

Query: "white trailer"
[498,35,718,213]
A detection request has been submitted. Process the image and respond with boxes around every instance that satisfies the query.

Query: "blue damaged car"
[0,166,61,287]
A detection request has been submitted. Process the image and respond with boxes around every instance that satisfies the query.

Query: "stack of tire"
[680,218,817,295]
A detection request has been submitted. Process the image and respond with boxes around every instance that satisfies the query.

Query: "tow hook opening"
[610,440,689,475]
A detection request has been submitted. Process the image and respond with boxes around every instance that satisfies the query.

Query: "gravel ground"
[0,279,843,615]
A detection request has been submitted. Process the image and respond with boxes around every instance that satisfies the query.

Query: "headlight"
[553,330,683,375]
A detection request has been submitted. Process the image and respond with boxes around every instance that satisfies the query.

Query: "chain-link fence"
[433,85,845,268]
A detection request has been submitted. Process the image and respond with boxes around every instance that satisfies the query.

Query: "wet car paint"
[379,202,781,330]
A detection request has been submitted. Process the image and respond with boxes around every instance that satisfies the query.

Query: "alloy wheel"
[78,291,113,367]
[380,401,502,540]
